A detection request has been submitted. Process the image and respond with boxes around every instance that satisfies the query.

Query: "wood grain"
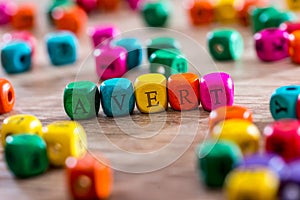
[0,0,293,199]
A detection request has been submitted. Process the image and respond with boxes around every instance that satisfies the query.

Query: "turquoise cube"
[270,85,300,120]
[1,41,32,74]
[100,78,135,117]
[46,31,77,66]
[141,1,170,27]
[250,7,279,33]
[112,38,142,70]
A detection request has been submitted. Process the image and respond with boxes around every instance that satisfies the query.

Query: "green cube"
[147,37,181,60]
[250,6,279,33]
[207,29,244,61]
[264,11,296,29]
[5,134,48,178]
[141,1,170,27]
[64,81,100,120]
[197,140,242,188]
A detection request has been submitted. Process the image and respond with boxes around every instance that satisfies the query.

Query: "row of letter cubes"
[1,114,113,199]
[63,72,234,119]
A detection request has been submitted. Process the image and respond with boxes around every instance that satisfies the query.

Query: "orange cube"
[168,73,200,111]
[289,30,300,64]
[11,4,36,30]
[0,78,15,114]
[52,6,87,34]
[187,0,214,26]
[98,0,120,11]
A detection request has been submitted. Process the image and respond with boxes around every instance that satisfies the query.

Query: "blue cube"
[100,78,135,117]
[45,31,77,66]
[1,41,32,74]
[112,38,142,70]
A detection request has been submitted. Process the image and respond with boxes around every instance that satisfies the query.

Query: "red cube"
[0,78,15,114]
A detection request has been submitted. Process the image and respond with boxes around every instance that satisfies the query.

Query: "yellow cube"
[42,121,87,167]
[1,114,43,147]
[225,167,279,200]
[211,119,261,155]
[134,73,167,113]
[215,0,238,23]
[286,0,300,10]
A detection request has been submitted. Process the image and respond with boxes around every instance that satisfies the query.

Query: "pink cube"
[88,25,120,48]
[2,31,36,55]
[254,28,289,62]
[94,45,127,80]
[200,72,234,112]
[0,1,15,25]
[127,0,143,10]
[280,22,300,34]
[76,0,98,13]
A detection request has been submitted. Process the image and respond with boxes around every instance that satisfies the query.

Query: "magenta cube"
[254,28,289,62]
[280,22,300,34]
[127,0,143,10]
[76,0,97,13]
[200,72,234,112]
[0,1,15,25]
[88,25,120,48]
[94,46,127,80]
[2,31,36,55]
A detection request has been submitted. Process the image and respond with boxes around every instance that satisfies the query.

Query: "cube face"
[188,0,214,25]
[254,28,289,62]
[43,121,87,166]
[94,46,127,80]
[211,119,261,155]
[215,0,236,23]
[1,114,43,147]
[46,31,77,66]
[269,85,300,120]
[197,140,242,188]
[207,29,244,61]
[0,78,15,114]
[11,4,36,30]
[100,78,135,117]
[168,73,200,111]
[287,0,300,10]
[147,37,181,59]
[64,81,100,120]
[1,41,32,74]
[141,2,169,27]
[88,25,120,48]
[5,134,48,178]
[250,7,279,33]
[134,73,167,113]
[200,72,234,112]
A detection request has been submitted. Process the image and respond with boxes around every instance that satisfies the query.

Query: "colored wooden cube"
[209,105,253,130]
[280,21,300,34]
[45,31,78,66]
[134,73,167,113]
[88,25,120,48]
[0,1,15,25]
[66,153,113,199]
[127,0,142,10]
[214,0,237,23]
[141,1,170,27]
[52,6,87,34]
[149,50,188,78]
[168,73,200,111]
[225,167,279,200]
[199,72,234,112]
[289,30,300,64]
[1,114,43,147]
[0,78,15,114]
[187,0,214,26]
[76,0,98,13]
[211,119,261,155]
[147,37,181,60]
[94,45,127,80]
[263,11,296,29]
[286,0,300,11]
[100,78,135,117]
[47,0,73,24]
[11,4,36,29]
[269,85,300,120]
[207,29,243,61]
[112,38,142,70]
[2,31,36,55]
[250,6,279,33]
[1,41,32,74]
[64,81,100,120]
[264,119,300,162]
[5,134,48,178]
[97,0,120,11]
[42,121,87,167]
[197,140,242,188]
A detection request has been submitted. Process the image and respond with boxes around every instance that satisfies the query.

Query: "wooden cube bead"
[100,78,135,117]
[94,45,127,80]
[289,30,300,64]
[5,134,48,178]
[250,6,280,33]
[209,105,253,130]
[225,167,279,200]
[2,31,36,55]
[149,49,188,78]
[0,1,15,25]
[269,85,300,120]
[47,0,74,24]
[1,114,43,147]
[11,4,36,30]
[200,72,234,112]
[45,31,78,66]
[88,25,120,48]
[187,0,214,26]
[1,41,32,74]
[134,73,167,114]
[42,121,87,167]
[147,37,181,60]
[286,0,300,11]
[211,119,261,156]
[98,0,120,11]
[64,81,100,120]
[141,1,170,27]
[168,73,200,111]
[214,0,237,23]
[197,140,242,188]
[0,78,15,114]
[76,0,98,13]
[66,153,113,199]
[207,29,244,61]
[127,0,142,10]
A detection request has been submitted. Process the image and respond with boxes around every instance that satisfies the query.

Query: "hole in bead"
[214,44,224,54]
[20,55,26,63]
[7,90,13,103]
[286,87,297,91]
[52,143,62,154]
[75,175,92,194]
[157,66,165,74]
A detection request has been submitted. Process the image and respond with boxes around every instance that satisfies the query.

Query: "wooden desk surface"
[0,0,294,199]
